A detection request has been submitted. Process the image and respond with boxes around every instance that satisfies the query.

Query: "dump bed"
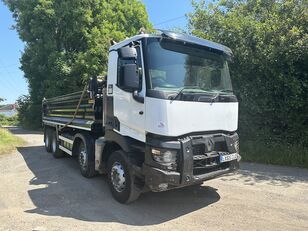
[42,91,103,133]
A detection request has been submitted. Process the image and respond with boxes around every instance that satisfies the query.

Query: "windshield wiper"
[170,86,203,103]
[210,93,220,104]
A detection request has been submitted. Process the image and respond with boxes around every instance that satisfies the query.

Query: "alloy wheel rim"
[78,144,87,170]
[111,162,126,192]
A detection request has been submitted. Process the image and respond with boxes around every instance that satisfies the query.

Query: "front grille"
[192,139,229,176]
[214,141,227,151]
[192,144,205,156]
[194,156,219,167]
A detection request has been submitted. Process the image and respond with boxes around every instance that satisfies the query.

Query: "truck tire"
[44,128,52,153]
[76,134,97,178]
[107,150,141,204]
[51,130,65,158]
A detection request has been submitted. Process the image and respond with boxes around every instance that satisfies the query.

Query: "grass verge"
[241,140,308,169]
[0,128,25,155]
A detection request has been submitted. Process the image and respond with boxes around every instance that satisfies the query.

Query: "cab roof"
[109,29,233,57]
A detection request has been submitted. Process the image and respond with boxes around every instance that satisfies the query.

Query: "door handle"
[139,111,144,115]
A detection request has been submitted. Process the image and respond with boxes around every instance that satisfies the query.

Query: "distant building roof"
[0,104,17,112]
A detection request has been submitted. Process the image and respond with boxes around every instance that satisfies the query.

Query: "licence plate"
[219,152,238,163]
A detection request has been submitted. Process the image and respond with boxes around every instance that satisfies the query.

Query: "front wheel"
[107,150,141,204]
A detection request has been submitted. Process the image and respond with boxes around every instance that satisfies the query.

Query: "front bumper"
[143,159,239,192]
[143,132,240,192]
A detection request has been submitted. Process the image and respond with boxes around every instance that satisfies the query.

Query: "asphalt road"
[0,127,307,231]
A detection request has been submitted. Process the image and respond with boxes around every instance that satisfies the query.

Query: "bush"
[0,114,19,126]
[16,95,42,130]
[241,140,308,169]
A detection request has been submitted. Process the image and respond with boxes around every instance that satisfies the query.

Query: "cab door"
[111,43,146,142]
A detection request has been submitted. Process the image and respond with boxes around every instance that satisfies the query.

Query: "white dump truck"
[42,30,240,203]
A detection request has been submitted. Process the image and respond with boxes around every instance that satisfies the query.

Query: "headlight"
[151,148,177,164]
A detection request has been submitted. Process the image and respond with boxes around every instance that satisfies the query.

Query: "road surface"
[0,127,307,231]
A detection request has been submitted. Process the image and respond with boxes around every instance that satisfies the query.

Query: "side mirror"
[119,64,140,90]
[118,46,137,59]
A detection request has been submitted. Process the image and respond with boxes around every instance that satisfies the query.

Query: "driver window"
[149,69,167,88]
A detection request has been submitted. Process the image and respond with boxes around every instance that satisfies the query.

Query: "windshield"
[145,38,233,94]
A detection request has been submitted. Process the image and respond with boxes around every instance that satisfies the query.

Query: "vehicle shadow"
[17,145,220,225]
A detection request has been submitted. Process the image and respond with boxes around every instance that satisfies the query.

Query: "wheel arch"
[95,134,145,174]
[102,141,122,164]
[104,130,145,153]
[72,132,93,157]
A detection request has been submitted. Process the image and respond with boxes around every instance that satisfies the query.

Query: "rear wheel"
[44,128,52,153]
[76,134,97,178]
[107,150,141,203]
[51,131,65,158]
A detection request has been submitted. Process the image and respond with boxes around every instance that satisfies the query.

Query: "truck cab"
[43,30,240,203]
[102,30,240,199]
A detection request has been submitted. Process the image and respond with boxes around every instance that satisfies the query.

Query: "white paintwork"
[109,34,153,51]
[59,145,72,155]
[42,119,92,131]
[58,135,73,144]
[108,32,232,55]
[108,36,238,141]
[107,51,146,142]
[145,97,238,137]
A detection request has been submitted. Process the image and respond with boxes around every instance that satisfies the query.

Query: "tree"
[4,0,152,128]
[0,98,6,109]
[189,0,308,145]
[16,95,33,128]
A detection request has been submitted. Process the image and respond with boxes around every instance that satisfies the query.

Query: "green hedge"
[0,114,19,126]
